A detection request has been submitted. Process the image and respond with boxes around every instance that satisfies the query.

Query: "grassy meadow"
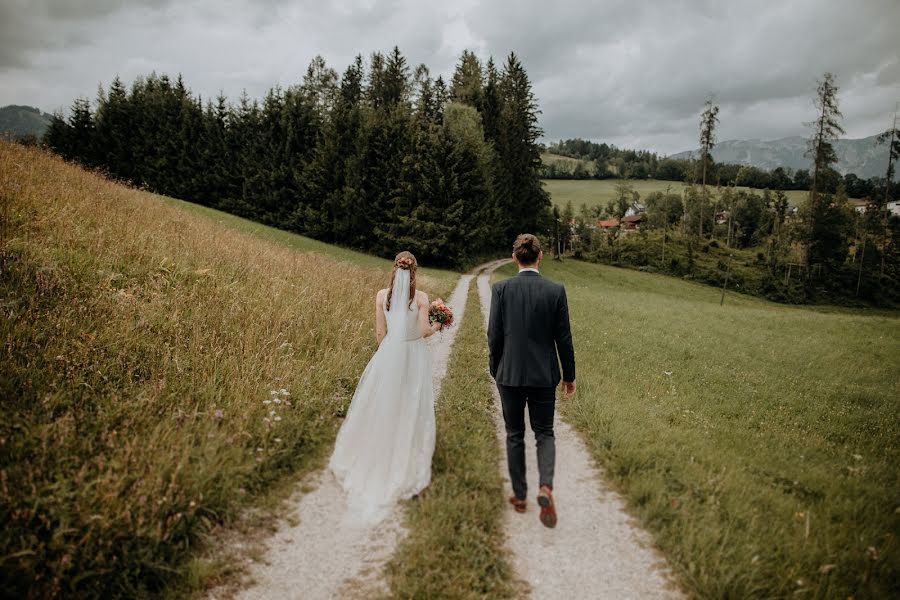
[387,280,518,599]
[494,259,899,599]
[542,178,810,211]
[0,142,454,597]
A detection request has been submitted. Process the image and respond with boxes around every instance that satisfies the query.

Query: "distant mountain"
[670,134,894,180]
[0,105,53,140]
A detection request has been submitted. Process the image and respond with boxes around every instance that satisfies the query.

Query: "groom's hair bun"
[513,234,540,265]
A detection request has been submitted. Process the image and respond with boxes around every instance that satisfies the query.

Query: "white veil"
[385,268,411,338]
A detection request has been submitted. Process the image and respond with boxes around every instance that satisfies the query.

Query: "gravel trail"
[210,274,474,600]
[476,261,684,600]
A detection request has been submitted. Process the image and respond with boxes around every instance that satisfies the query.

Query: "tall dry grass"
[0,142,420,597]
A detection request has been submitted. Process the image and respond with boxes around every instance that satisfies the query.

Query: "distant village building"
[849,198,899,216]
[624,202,646,217]
[596,218,620,230]
[620,213,645,232]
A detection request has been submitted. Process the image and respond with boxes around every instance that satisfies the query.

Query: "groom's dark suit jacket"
[488,270,575,388]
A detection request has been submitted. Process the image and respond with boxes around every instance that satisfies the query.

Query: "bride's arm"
[417,291,441,338]
[375,289,387,344]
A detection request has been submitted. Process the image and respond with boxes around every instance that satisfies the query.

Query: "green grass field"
[494,259,899,599]
[542,178,810,212]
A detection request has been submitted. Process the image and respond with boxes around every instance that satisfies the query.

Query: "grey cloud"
[490,0,900,153]
[0,0,176,68]
[1,0,898,154]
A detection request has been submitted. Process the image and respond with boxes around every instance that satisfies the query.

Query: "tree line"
[551,76,899,306]
[44,48,550,268]
[541,137,888,200]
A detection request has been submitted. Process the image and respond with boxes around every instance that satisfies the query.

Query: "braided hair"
[386,251,417,311]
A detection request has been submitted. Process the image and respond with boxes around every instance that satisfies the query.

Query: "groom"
[488,233,576,528]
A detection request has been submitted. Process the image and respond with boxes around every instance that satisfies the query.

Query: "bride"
[328,251,442,525]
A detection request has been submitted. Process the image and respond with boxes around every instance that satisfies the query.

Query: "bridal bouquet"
[428,299,454,329]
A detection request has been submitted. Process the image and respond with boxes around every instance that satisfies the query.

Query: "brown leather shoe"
[537,485,557,528]
[509,495,527,513]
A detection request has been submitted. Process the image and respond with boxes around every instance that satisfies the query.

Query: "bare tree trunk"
[661,223,666,265]
[726,207,733,248]
[720,254,733,305]
[882,116,896,277]
[700,155,706,239]
[0,191,8,270]
[712,186,719,241]
[856,232,867,296]
[556,218,561,259]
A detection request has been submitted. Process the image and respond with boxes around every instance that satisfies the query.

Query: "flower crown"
[395,257,415,270]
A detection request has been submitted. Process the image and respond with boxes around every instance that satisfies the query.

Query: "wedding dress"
[328,268,436,526]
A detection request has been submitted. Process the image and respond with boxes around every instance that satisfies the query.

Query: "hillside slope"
[0,104,53,139]
[0,142,451,597]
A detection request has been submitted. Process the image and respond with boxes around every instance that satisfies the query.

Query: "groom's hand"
[561,380,576,399]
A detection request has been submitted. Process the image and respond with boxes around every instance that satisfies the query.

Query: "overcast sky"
[2,0,898,154]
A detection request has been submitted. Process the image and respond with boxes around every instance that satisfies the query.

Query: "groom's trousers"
[497,384,556,500]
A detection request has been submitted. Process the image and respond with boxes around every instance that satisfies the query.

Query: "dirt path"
[209,274,475,600]
[476,262,684,600]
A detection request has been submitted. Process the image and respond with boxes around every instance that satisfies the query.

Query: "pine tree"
[44,111,74,160]
[698,97,719,239]
[364,47,413,254]
[68,97,97,167]
[450,50,483,109]
[480,58,502,143]
[305,56,366,242]
[94,76,134,180]
[494,52,550,243]
[805,72,845,270]
[301,55,338,119]
[875,111,899,276]
[196,95,233,207]
[227,91,264,219]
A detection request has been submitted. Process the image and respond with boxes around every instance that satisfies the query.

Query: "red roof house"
[596,218,620,229]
